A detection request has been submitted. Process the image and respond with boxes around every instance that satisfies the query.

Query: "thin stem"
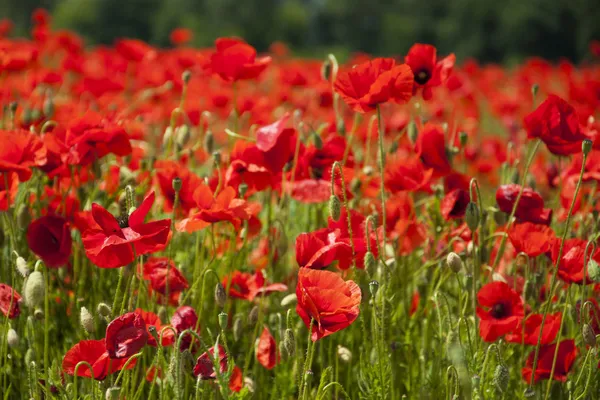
[376,106,388,252]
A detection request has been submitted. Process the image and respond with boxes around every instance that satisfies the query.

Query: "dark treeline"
[2,0,600,63]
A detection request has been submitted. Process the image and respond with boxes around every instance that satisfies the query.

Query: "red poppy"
[223,270,287,301]
[415,123,452,177]
[254,113,296,173]
[170,28,193,46]
[142,257,189,304]
[256,326,279,370]
[0,129,47,182]
[62,339,136,380]
[476,281,524,342]
[193,344,243,392]
[405,44,455,100]
[505,312,562,345]
[171,305,200,351]
[552,238,600,285]
[155,160,202,213]
[82,192,171,269]
[26,214,72,268]
[135,308,175,347]
[0,172,17,211]
[385,156,433,193]
[295,229,351,270]
[440,189,470,220]
[334,57,413,113]
[522,339,578,383]
[0,283,21,319]
[496,184,552,226]
[176,186,252,233]
[105,312,148,359]
[115,38,155,62]
[524,95,588,156]
[205,37,271,82]
[296,268,361,341]
[508,222,555,258]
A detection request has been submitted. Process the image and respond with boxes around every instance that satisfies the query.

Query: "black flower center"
[117,214,129,228]
[491,302,508,319]
[415,69,431,85]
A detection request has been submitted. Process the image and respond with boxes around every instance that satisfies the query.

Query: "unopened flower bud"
[181,349,195,374]
[162,127,173,147]
[233,316,243,341]
[531,84,539,98]
[172,177,182,192]
[182,70,192,84]
[283,328,295,356]
[369,280,379,298]
[458,131,468,147]
[248,306,259,326]
[25,348,35,366]
[7,327,19,348]
[446,252,463,273]
[43,97,54,118]
[329,195,341,221]
[244,377,256,393]
[465,202,479,231]
[281,293,297,308]
[203,130,214,154]
[407,121,418,144]
[321,60,332,81]
[34,309,44,320]
[17,205,30,230]
[158,306,168,324]
[583,139,593,156]
[337,345,352,363]
[493,364,509,393]
[16,256,29,278]
[588,259,600,283]
[313,131,323,149]
[215,283,226,308]
[350,178,361,193]
[80,307,95,333]
[238,183,248,198]
[105,386,121,400]
[583,323,596,347]
[364,251,376,274]
[97,303,112,319]
[175,125,191,148]
[218,312,228,330]
[25,271,44,309]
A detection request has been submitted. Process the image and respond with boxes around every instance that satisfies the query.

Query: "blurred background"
[2,0,600,64]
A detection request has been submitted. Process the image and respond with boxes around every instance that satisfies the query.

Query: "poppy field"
[4,10,600,400]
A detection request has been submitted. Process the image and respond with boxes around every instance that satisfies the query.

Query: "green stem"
[376,106,388,252]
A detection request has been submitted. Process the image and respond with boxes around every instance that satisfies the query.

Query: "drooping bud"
[214,283,226,308]
[280,293,297,308]
[329,195,341,221]
[203,130,214,154]
[105,386,121,400]
[80,307,95,333]
[407,121,418,144]
[446,252,463,274]
[175,125,191,148]
[493,364,509,393]
[7,327,19,348]
[582,323,596,347]
[283,328,295,357]
[587,259,600,283]
[218,312,228,330]
[369,280,379,298]
[15,256,29,278]
[233,316,243,341]
[248,306,259,326]
[583,139,593,157]
[16,204,30,230]
[25,271,44,309]
[337,345,352,363]
[465,202,480,231]
[97,303,112,319]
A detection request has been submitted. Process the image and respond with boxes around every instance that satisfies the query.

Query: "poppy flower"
[223,270,287,301]
[0,172,17,211]
[385,156,433,193]
[295,229,351,269]
[205,37,271,82]
[171,305,200,351]
[0,129,47,182]
[524,95,589,156]
[115,38,155,62]
[415,123,452,177]
[440,189,470,220]
[522,339,578,383]
[254,113,296,173]
[405,44,455,100]
[135,308,174,347]
[505,312,561,345]
[62,339,136,380]
[142,257,189,304]
[496,184,552,225]
[155,160,202,213]
[508,222,555,258]
[256,326,279,370]
[82,192,171,269]
[296,268,361,341]
[476,281,524,342]
[0,283,21,319]
[105,312,148,359]
[552,238,600,285]
[170,28,193,46]
[193,345,243,391]
[334,57,414,113]
[176,186,252,233]
[26,214,72,268]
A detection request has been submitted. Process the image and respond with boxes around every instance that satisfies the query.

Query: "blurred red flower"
[0,283,21,319]
[256,326,279,370]
[405,44,455,100]
[496,184,552,225]
[142,257,189,304]
[105,312,148,359]
[0,129,47,181]
[171,305,200,351]
[508,222,555,258]
[135,308,175,347]
[505,312,561,345]
[223,270,287,301]
[170,28,193,46]
[415,123,452,177]
[205,37,271,82]
[62,339,137,380]
[522,339,578,383]
[552,238,600,285]
[193,344,243,391]
[27,214,72,268]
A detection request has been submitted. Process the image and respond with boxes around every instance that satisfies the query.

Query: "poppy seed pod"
[24,270,44,309]
[215,283,226,308]
[582,323,596,347]
[80,307,95,333]
[446,252,463,273]
[369,280,379,297]
[182,70,191,84]
[493,364,509,393]
[329,195,341,221]
[218,312,228,330]
[582,139,593,156]
[587,259,600,283]
[465,202,479,231]
[7,327,19,348]
[97,303,112,319]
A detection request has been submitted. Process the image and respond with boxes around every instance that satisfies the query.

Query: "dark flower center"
[491,302,508,319]
[415,69,431,85]
[117,214,129,228]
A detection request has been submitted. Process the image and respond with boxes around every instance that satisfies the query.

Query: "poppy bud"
[582,139,593,156]
[587,259,600,283]
[218,312,228,330]
[283,328,295,356]
[389,141,399,155]
[105,386,121,400]
[407,121,418,144]
[7,327,18,348]
[280,293,297,308]
[465,202,479,231]
[313,131,323,149]
[214,283,226,308]
[25,271,44,309]
[15,256,29,278]
[238,183,248,198]
[212,151,221,165]
[510,170,520,184]
[446,252,463,273]
[181,349,195,374]
[248,306,259,326]
[158,306,168,323]
[172,177,182,193]
[531,84,539,98]
[523,388,536,398]
[337,345,352,363]
[17,205,30,230]
[321,60,332,81]
[125,185,135,215]
[244,377,256,393]
[175,125,191,148]
[493,364,509,393]
[329,195,341,221]
[97,303,112,319]
[43,97,54,118]
[80,307,95,333]
[34,309,44,320]
[364,251,376,274]
[233,316,243,341]
[203,130,214,154]
[336,119,345,135]
[582,323,596,347]
[369,280,379,298]
[458,131,468,147]
[182,70,192,84]
[25,348,35,366]
[162,127,173,148]
[350,178,361,193]
[493,209,508,226]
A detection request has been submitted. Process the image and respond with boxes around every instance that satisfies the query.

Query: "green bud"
[336,119,345,135]
[203,130,214,154]
[329,195,341,221]
[364,251,376,274]
[248,306,259,326]
[582,323,596,346]
[105,386,121,400]
[407,121,418,144]
[233,316,243,341]
[80,307,95,333]
[321,60,332,81]
[493,364,509,393]
[588,259,600,283]
[7,327,19,348]
[212,151,222,165]
[313,131,323,149]
[465,202,479,231]
[25,271,44,309]
[182,70,192,84]
[215,283,226,308]
[238,183,248,198]
[369,280,379,297]
[17,204,30,230]
[583,139,593,156]
[181,349,195,374]
[446,252,463,273]
[158,306,168,324]
[458,131,468,147]
[531,84,539,98]
[43,98,54,118]
[283,328,295,356]
[175,124,191,148]
[97,303,112,319]
[172,177,182,192]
